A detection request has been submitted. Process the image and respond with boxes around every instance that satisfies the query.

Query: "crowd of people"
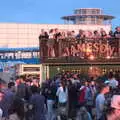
[39,26,120,40]
[0,70,120,120]
[39,27,120,58]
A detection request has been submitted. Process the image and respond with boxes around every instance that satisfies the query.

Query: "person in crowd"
[78,81,88,107]
[76,29,85,39]
[16,76,30,101]
[53,28,62,57]
[96,83,110,120]
[107,95,120,120]
[48,29,55,57]
[15,76,21,91]
[0,107,3,120]
[67,80,78,119]
[114,26,120,38]
[54,28,62,39]
[108,73,118,89]
[85,81,95,117]
[39,29,49,59]
[30,85,46,120]
[100,29,108,38]
[24,79,32,101]
[61,31,66,39]
[31,79,40,88]
[0,91,4,119]
[86,31,93,38]
[8,97,25,120]
[76,106,92,120]
[93,30,100,39]
[56,81,68,119]
[0,79,7,91]
[71,30,76,38]
[39,29,45,39]
[90,81,97,98]
[0,82,15,119]
[46,81,57,120]
[109,30,114,38]
[39,29,49,39]
[56,81,68,105]
[44,31,49,39]
[0,80,6,119]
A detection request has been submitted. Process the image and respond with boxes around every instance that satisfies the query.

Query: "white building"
[0,8,114,48]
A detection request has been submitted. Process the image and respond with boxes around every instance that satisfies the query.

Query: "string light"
[89,55,95,60]
[106,56,110,59]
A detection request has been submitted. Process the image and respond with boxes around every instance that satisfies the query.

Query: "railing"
[39,38,120,63]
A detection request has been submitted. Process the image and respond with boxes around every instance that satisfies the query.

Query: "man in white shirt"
[56,82,68,120]
[56,85,68,104]
[109,77,118,89]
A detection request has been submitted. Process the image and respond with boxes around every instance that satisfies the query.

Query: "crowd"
[39,26,120,40]
[0,70,120,120]
[39,27,120,58]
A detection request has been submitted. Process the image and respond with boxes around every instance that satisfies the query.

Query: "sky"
[0,0,119,28]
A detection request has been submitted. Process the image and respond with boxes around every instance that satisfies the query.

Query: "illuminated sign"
[62,42,116,57]
[40,38,119,59]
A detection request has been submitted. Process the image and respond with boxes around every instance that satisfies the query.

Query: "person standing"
[0,91,4,119]
[8,97,24,120]
[56,81,68,119]
[0,82,15,119]
[107,95,120,120]
[30,85,46,120]
[46,82,56,120]
[96,83,110,120]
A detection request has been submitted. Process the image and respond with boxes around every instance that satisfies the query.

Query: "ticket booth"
[15,64,49,85]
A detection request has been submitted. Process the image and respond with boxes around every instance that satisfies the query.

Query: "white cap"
[111,95,120,109]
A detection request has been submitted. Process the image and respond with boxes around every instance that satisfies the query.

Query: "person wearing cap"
[95,83,110,120]
[107,95,120,120]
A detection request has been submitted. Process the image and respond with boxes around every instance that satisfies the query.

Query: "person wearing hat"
[107,95,120,120]
[95,83,110,120]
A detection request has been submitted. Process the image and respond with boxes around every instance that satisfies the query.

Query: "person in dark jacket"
[30,85,46,120]
[0,82,15,118]
[46,81,57,120]
[68,80,78,119]
[8,97,25,120]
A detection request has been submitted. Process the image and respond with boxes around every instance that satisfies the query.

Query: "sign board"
[40,38,120,60]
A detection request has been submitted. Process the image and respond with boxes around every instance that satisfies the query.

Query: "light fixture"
[106,56,110,59]
[89,55,95,60]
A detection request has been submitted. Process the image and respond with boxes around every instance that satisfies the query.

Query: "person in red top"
[78,81,88,106]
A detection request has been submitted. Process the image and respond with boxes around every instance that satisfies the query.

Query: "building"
[62,8,114,25]
[0,8,114,48]
[0,8,119,80]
